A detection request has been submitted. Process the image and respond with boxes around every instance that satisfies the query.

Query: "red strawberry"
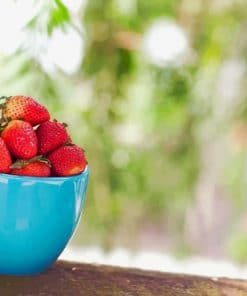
[48,145,87,176]
[36,120,70,155]
[1,95,50,126]
[1,120,38,159]
[11,157,51,177]
[0,137,12,173]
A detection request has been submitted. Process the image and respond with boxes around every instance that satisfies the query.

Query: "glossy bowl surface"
[0,167,89,275]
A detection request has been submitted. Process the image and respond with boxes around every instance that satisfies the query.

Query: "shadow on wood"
[0,260,247,295]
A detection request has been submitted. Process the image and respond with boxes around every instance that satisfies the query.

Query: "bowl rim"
[0,165,89,182]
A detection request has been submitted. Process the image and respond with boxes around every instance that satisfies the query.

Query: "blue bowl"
[0,167,89,275]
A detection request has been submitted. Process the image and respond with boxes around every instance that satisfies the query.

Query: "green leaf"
[47,0,70,35]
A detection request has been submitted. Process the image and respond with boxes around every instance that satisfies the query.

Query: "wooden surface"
[0,260,247,296]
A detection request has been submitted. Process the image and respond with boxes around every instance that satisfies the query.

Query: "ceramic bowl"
[0,167,89,275]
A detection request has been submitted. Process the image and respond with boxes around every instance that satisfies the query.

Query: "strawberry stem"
[64,142,74,146]
[0,96,8,101]
[0,121,8,132]
[54,119,68,128]
[10,160,28,170]
[10,156,51,169]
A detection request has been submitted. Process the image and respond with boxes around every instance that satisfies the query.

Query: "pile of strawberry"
[0,96,87,177]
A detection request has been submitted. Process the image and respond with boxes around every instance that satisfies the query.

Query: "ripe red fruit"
[0,138,12,173]
[36,120,70,155]
[1,120,38,159]
[1,96,50,126]
[48,145,87,177]
[11,161,51,177]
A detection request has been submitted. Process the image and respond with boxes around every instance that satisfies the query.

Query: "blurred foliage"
[0,0,247,260]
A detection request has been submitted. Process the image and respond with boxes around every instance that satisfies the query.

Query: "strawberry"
[1,95,50,126]
[48,145,87,176]
[0,137,12,173]
[36,120,70,155]
[11,157,51,177]
[1,120,38,159]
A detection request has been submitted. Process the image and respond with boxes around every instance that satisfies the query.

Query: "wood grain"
[1,260,247,295]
